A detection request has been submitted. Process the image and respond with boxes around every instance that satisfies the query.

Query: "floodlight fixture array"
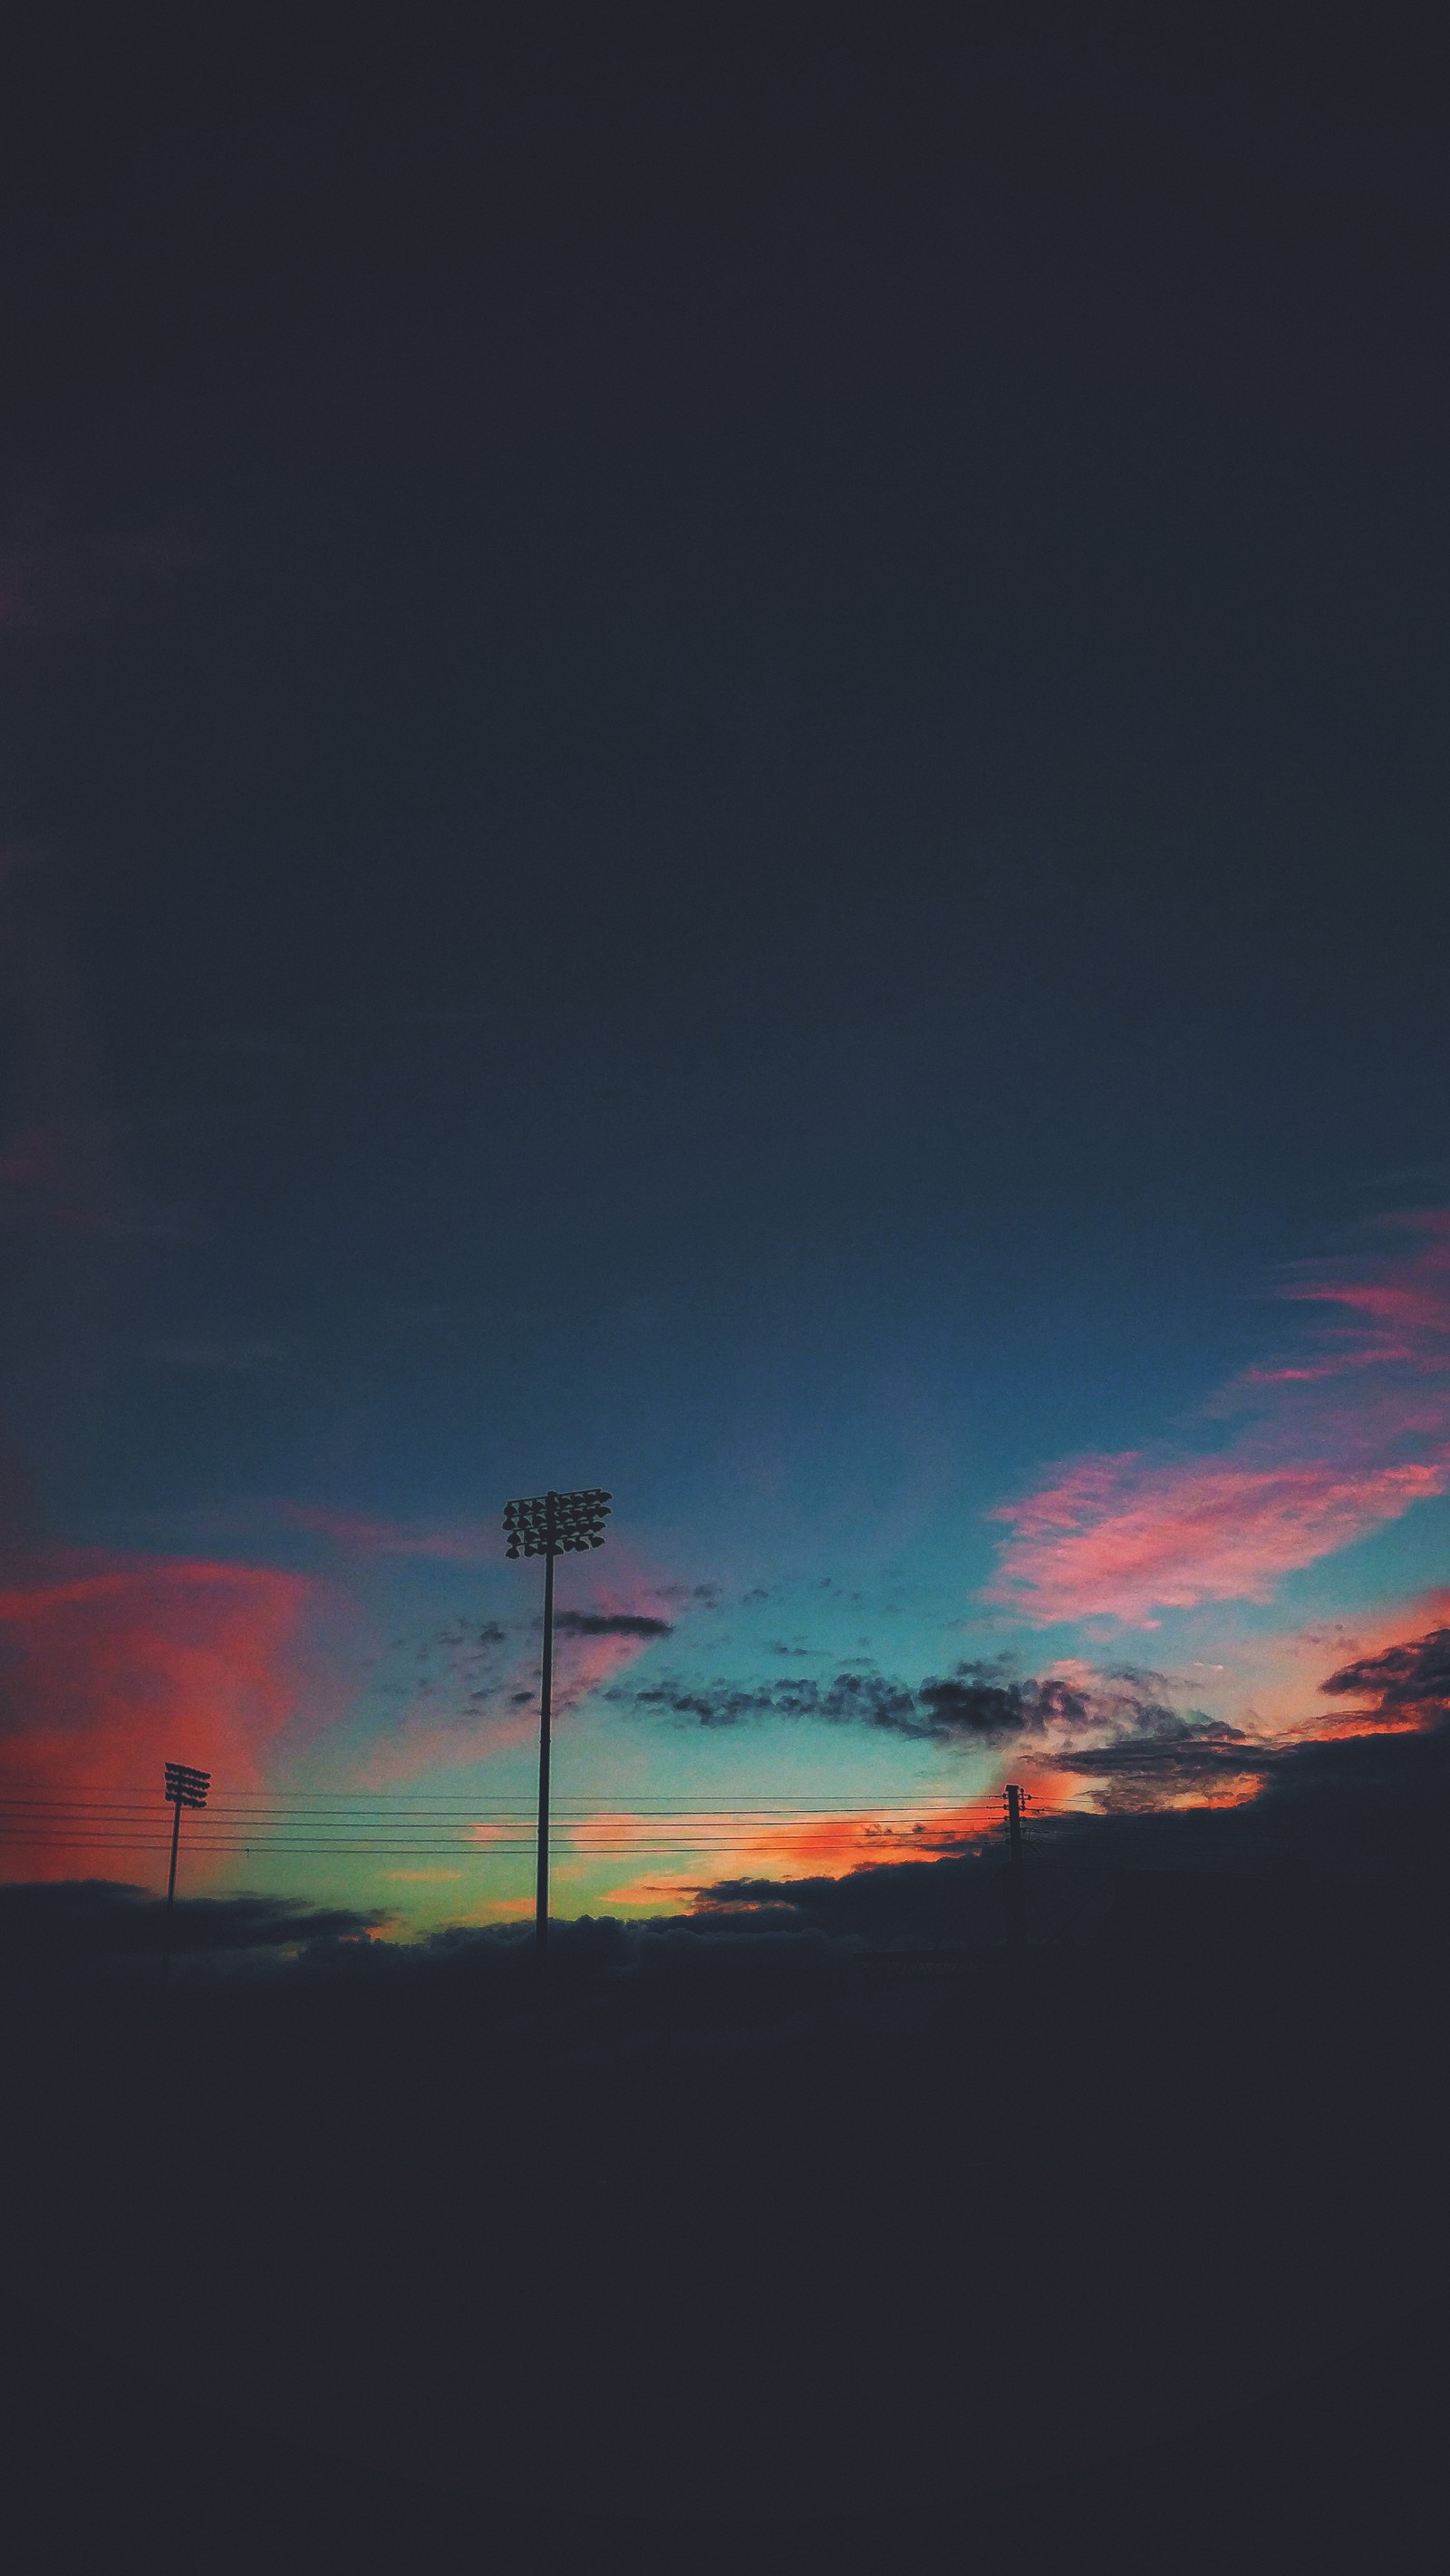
[503,1489,611,1558]
[165,1762,211,1811]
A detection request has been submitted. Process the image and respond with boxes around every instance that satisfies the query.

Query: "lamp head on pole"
[163,1761,210,1809]
[503,1488,612,1558]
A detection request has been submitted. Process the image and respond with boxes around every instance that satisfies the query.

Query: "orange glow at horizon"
[594,1796,1010,1908]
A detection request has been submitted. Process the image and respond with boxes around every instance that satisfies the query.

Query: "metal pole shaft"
[536,1500,556,1964]
[161,1796,182,1985]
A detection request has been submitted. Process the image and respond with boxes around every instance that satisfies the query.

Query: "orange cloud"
[1030,1593,1450,1816]
[0,1555,332,1884]
[601,1866,707,1910]
[988,1212,1450,1626]
[598,1797,1007,1909]
[1193,1590,1450,1742]
[452,1893,535,1922]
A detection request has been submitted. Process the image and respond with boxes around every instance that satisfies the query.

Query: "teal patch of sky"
[1248,1493,1450,1627]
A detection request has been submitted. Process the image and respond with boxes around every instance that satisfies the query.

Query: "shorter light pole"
[160,1761,209,1985]
[502,1487,612,1965]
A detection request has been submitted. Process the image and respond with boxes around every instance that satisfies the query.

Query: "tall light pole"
[503,1487,612,1964]
[160,1760,209,1985]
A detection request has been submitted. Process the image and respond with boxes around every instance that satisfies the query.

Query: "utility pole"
[502,1487,612,1966]
[160,1761,210,1985]
[1003,1782,1029,1954]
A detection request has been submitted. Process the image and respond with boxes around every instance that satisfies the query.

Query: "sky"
[4,8,1450,1933]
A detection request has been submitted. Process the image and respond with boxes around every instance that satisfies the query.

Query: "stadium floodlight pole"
[502,1488,612,1964]
[160,1761,210,1986]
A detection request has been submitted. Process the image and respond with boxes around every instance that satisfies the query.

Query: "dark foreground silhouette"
[3,1834,1449,2555]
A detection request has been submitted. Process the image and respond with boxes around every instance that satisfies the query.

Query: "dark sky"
[4,7,1450,1928]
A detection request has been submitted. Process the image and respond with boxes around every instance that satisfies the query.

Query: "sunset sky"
[4,16,1449,1932]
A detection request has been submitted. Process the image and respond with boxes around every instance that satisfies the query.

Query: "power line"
[0,1813,1000,1826]
[0,1803,1005,1829]
[0,1835,998,1854]
[0,1793,1006,1812]
[0,1783,1012,1873]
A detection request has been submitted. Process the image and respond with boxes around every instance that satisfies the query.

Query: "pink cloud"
[989,1212,1450,1627]
[0,1553,338,1884]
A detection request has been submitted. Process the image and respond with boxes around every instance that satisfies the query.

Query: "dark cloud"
[614,1655,1198,1758]
[0,1884,860,2010]
[620,1670,919,1730]
[373,1613,510,1713]
[915,1666,1093,1742]
[1050,1717,1265,1814]
[0,1880,384,1979]
[693,1855,1007,1946]
[553,1611,672,1639]
[1320,1624,1450,1723]
[691,1714,1450,1951]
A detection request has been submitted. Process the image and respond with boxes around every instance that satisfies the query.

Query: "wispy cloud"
[1048,1725,1269,1814]
[620,1670,919,1730]
[986,1212,1450,1626]
[616,1623,1450,1827]
[615,1657,1194,1753]
[358,1575,676,1785]
[554,1610,672,1640]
